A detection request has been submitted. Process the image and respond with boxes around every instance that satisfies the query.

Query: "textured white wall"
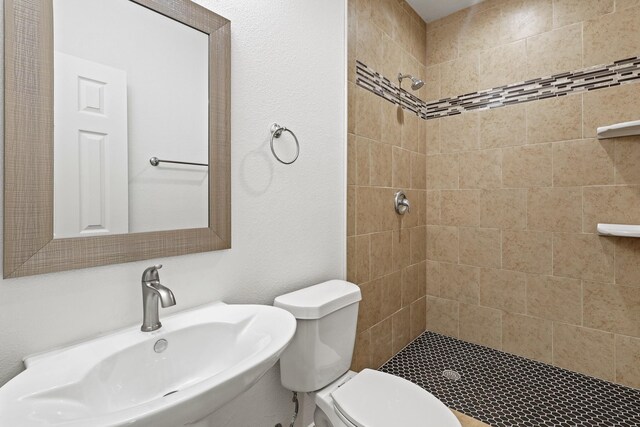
[0,0,346,425]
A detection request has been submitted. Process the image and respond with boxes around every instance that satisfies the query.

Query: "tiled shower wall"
[348,0,640,390]
[346,0,429,370]
[424,0,640,388]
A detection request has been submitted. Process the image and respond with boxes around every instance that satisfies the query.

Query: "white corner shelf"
[597,223,640,238]
[597,120,640,139]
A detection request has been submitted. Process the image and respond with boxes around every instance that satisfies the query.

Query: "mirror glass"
[52,0,209,238]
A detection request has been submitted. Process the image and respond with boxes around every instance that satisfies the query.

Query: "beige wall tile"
[459,303,502,348]
[411,152,426,189]
[418,117,427,155]
[410,226,427,264]
[479,40,527,89]
[392,147,412,189]
[441,112,480,153]
[380,34,403,83]
[526,23,582,79]
[427,225,459,262]
[615,137,640,184]
[479,268,527,313]
[347,0,357,84]
[348,134,356,185]
[355,234,371,284]
[584,280,640,337]
[616,0,640,10]
[370,231,393,279]
[425,119,440,154]
[402,261,427,306]
[583,6,640,67]
[357,279,381,331]
[381,271,402,319]
[426,21,459,65]
[458,7,505,55]
[347,236,356,283]
[553,0,614,27]
[410,297,427,340]
[459,149,502,189]
[526,275,582,324]
[426,191,441,225]
[502,313,553,363]
[460,227,502,268]
[479,105,526,149]
[439,262,480,304]
[355,136,371,186]
[441,54,480,99]
[502,0,553,42]
[426,296,459,337]
[553,139,615,187]
[392,228,411,271]
[392,306,411,354]
[370,317,393,368]
[426,260,441,296]
[503,230,553,274]
[370,141,392,187]
[381,102,403,146]
[402,113,421,153]
[479,189,527,230]
[615,335,640,389]
[527,187,583,232]
[526,95,582,144]
[553,323,615,381]
[424,65,441,101]
[502,144,552,188]
[356,15,383,71]
[583,84,640,138]
[583,185,640,233]
[441,190,480,226]
[351,329,372,372]
[553,233,615,282]
[347,185,356,236]
[427,154,459,190]
[355,87,382,140]
[615,238,640,287]
[348,83,356,134]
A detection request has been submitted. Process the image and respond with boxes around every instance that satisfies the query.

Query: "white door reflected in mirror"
[52,0,209,238]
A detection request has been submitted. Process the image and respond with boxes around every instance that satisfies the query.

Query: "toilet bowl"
[313,370,460,427]
[274,281,461,427]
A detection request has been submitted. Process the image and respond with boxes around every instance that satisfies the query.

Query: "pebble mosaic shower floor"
[380,332,640,426]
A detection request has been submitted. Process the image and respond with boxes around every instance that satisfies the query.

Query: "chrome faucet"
[140,264,176,332]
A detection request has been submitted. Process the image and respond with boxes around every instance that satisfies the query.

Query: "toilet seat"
[330,369,461,427]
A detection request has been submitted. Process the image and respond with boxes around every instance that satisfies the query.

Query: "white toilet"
[274,280,461,427]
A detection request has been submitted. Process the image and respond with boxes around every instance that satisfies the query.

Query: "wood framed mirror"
[4,0,230,278]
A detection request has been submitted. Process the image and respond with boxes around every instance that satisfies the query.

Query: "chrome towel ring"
[270,123,300,165]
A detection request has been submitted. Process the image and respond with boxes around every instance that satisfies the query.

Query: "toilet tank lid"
[273,280,362,319]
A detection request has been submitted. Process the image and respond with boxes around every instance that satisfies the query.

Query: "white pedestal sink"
[0,302,296,426]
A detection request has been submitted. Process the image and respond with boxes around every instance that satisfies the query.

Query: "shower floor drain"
[442,369,461,381]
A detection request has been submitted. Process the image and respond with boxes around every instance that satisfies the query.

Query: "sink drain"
[442,369,461,381]
[163,390,178,397]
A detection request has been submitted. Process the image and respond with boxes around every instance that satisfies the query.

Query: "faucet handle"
[142,264,163,283]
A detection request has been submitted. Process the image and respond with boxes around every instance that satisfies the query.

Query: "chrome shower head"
[398,73,424,91]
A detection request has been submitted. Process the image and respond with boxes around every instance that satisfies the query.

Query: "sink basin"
[0,302,296,426]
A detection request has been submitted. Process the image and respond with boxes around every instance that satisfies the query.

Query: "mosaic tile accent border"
[356,56,640,120]
[380,331,640,427]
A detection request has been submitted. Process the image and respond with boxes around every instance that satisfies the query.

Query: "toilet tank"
[274,280,362,392]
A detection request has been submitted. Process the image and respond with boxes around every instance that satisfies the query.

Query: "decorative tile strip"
[355,56,640,120]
